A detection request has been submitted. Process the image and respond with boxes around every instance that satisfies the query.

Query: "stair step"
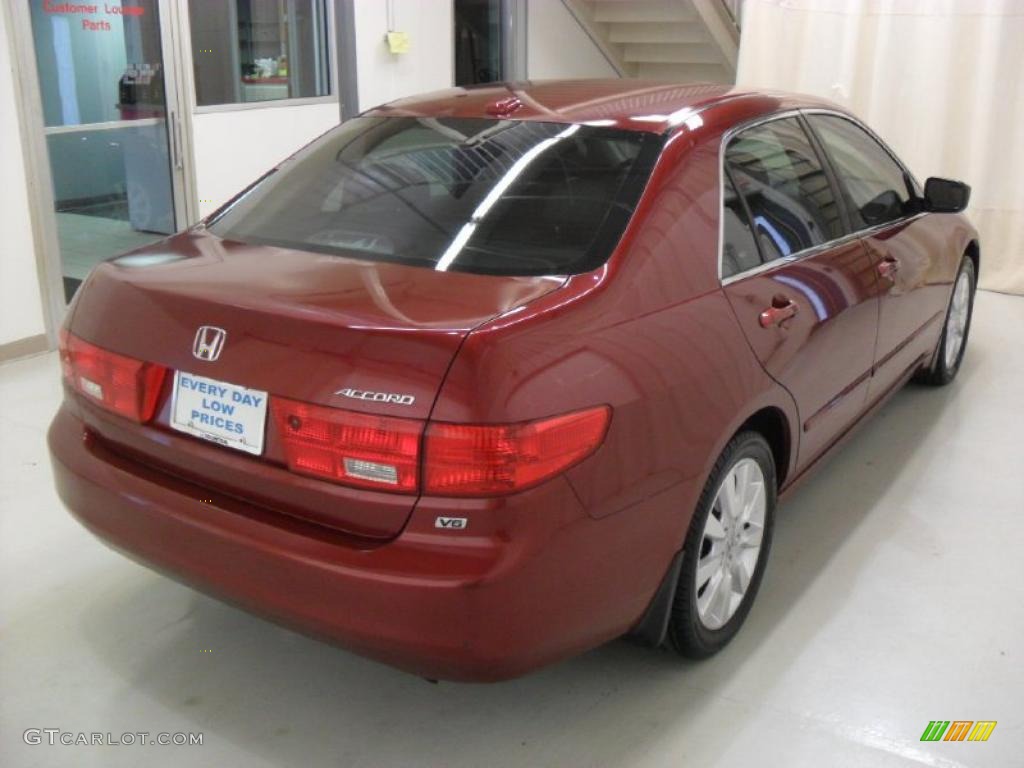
[622,42,722,65]
[632,61,733,83]
[592,1,695,24]
[607,21,708,44]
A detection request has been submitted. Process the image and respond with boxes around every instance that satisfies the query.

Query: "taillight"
[59,329,167,422]
[271,397,423,493]
[424,406,611,496]
[270,398,610,497]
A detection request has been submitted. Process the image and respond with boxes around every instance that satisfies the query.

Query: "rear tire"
[916,255,975,386]
[668,431,776,659]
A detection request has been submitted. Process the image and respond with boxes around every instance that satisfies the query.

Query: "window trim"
[717,108,927,285]
[193,94,338,115]
[192,94,335,114]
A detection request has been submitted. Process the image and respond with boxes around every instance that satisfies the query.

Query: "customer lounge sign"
[42,1,145,31]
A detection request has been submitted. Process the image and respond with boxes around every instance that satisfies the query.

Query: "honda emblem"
[192,326,226,362]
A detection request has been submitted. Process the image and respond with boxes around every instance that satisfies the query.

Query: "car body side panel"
[866,213,979,397]
[722,240,882,472]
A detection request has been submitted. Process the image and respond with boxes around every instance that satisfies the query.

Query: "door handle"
[169,110,183,171]
[878,255,900,279]
[759,297,798,328]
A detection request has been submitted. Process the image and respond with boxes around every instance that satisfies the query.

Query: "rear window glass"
[208,117,664,276]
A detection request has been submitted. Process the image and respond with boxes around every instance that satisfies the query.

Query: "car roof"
[361,79,845,134]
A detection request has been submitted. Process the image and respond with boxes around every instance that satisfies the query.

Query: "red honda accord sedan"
[49,81,977,681]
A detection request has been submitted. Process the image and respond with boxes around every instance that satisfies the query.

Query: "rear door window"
[725,117,844,261]
[208,117,664,276]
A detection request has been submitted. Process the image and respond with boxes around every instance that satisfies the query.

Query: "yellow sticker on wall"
[386,31,410,54]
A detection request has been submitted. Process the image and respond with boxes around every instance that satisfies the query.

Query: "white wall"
[192,103,341,218]
[353,0,454,111]
[527,0,618,79]
[0,7,47,346]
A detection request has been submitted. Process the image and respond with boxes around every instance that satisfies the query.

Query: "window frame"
[717,108,926,285]
[184,0,340,115]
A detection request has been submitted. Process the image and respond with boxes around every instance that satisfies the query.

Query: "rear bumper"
[48,405,674,681]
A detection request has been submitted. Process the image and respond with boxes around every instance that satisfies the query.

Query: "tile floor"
[1,290,1022,768]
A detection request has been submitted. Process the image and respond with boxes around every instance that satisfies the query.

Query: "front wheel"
[916,255,976,386]
[668,431,776,659]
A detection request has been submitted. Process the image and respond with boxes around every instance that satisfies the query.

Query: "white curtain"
[736,0,1024,294]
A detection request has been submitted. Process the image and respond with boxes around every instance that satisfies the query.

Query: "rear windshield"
[208,117,664,276]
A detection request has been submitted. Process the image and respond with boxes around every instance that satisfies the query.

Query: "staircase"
[561,0,740,83]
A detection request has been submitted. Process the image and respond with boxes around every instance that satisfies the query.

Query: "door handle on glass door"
[170,111,183,171]
[759,297,798,328]
[878,256,900,279]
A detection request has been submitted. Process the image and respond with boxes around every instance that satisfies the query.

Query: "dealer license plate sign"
[170,371,268,456]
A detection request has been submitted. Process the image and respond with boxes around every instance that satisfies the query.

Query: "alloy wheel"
[695,457,766,630]
[944,270,971,370]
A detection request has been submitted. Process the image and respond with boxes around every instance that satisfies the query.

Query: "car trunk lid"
[67,230,563,538]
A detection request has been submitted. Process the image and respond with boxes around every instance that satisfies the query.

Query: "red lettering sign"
[44,2,99,13]
[107,4,146,16]
[42,1,146,18]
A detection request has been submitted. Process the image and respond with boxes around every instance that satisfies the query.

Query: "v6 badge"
[435,516,468,530]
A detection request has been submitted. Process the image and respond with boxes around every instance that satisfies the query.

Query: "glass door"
[27,0,190,302]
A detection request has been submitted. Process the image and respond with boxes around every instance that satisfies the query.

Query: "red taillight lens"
[271,397,423,493]
[270,398,610,497]
[424,406,611,496]
[59,329,167,422]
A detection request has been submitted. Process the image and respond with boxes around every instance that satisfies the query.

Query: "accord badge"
[336,387,415,406]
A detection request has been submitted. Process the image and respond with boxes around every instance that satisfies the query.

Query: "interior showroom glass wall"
[737,0,1024,294]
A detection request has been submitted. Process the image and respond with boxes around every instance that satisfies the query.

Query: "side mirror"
[923,177,970,213]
